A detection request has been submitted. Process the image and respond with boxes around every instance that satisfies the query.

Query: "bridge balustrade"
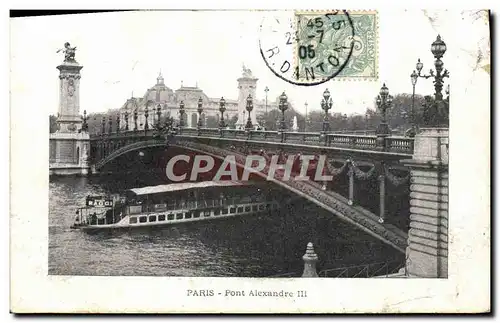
[93,126,415,155]
[386,137,414,152]
[198,128,220,137]
[327,134,378,150]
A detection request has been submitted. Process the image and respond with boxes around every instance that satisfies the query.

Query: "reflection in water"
[49,175,403,277]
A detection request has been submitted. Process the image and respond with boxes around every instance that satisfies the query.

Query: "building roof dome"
[142,71,174,104]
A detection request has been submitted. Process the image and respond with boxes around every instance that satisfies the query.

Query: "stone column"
[49,53,90,176]
[402,128,449,278]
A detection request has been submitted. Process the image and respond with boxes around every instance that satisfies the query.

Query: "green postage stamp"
[260,10,378,84]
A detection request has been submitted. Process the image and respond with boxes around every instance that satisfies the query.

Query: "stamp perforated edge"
[292,9,379,82]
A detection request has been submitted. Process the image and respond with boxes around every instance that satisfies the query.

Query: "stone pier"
[403,128,449,278]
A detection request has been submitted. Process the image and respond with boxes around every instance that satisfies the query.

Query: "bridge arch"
[91,138,407,253]
[93,139,167,171]
[169,140,407,253]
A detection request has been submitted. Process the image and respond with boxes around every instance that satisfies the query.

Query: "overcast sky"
[11,9,459,117]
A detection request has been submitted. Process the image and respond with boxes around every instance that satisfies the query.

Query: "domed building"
[119,68,277,130]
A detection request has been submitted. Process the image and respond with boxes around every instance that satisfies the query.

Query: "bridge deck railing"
[176,128,413,153]
[267,259,405,278]
[318,259,404,278]
[90,127,415,154]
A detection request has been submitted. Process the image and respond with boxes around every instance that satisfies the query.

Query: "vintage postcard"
[10,7,490,313]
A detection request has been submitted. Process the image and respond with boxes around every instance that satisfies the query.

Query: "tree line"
[50,93,447,134]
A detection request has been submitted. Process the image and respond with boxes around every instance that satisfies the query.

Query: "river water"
[49,173,403,277]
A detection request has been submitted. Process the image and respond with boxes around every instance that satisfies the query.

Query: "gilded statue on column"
[57,42,77,62]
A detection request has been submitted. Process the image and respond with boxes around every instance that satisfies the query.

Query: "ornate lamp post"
[342,113,348,132]
[219,97,226,128]
[81,110,88,132]
[156,104,162,129]
[245,94,254,130]
[278,91,288,132]
[407,70,418,137]
[375,83,393,148]
[167,116,174,132]
[144,102,150,133]
[124,110,129,131]
[320,88,332,133]
[116,114,120,133]
[304,101,308,132]
[264,86,269,128]
[108,115,113,134]
[100,116,106,158]
[365,112,370,133]
[101,116,106,135]
[414,35,449,126]
[133,109,138,131]
[401,109,408,126]
[179,101,185,128]
[197,97,203,128]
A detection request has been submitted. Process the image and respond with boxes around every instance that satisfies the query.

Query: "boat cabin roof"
[127,181,249,196]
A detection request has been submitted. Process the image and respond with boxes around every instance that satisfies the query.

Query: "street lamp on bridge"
[144,101,151,134]
[156,104,162,129]
[219,97,226,128]
[264,86,269,128]
[133,109,138,131]
[108,115,113,134]
[124,110,129,131]
[179,101,185,128]
[414,35,449,127]
[116,114,120,133]
[81,110,88,132]
[278,91,288,132]
[408,70,418,137]
[375,83,393,147]
[197,97,203,129]
[342,113,348,132]
[320,88,332,133]
[304,101,308,132]
[364,112,370,134]
[245,94,254,130]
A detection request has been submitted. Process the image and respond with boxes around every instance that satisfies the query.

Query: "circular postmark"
[259,10,355,86]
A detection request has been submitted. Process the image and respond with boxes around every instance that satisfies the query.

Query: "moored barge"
[71,181,279,231]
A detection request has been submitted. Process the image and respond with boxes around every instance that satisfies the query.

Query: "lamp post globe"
[197,97,203,128]
[278,91,288,131]
[323,88,331,102]
[245,94,254,130]
[431,35,447,59]
[264,86,269,128]
[178,101,185,128]
[219,97,226,128]
[379,83,389,99]
[416,58,424,74]
[375,83,392,143]
[321,88,333,133]
[411,70,418,86]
